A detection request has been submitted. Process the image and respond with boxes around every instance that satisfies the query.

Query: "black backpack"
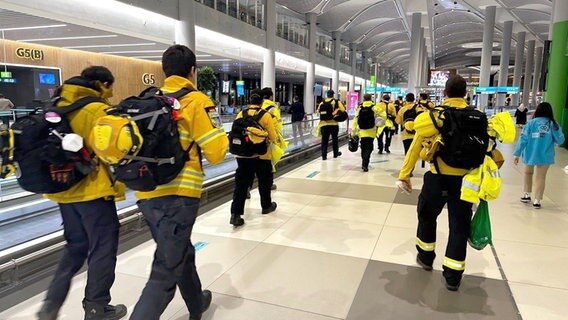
[394,100,402,113]
[431,107,489,170]
[402,104,423,134]
[7,97,99,194]
[358,105,375,129]
[107,87,193,191]
[229,108,268,157]
[319,99,335,121]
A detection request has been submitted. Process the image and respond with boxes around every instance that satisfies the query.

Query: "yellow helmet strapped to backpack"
[89,115,144,165]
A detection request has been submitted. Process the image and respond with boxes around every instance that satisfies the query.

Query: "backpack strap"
[51,96,101,116]
[166,87,193,100]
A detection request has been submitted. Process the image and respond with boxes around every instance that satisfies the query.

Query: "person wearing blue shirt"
[514,102,565,209]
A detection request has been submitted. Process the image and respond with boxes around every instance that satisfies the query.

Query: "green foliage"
[197,66,217,97]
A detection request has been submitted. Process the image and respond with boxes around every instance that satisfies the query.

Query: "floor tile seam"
[369,202,394,262]
[292,210,387,227]
[507,280,568,291]
[166,305,188,320]
[488,243,524,320]
[207,291,344,320]
[255,241,373,262]
[204,236,268,291]
[114,270,152,281]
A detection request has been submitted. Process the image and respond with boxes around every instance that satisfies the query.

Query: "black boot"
[83,303,127,320]
[190,290,212,320]
[230,214,245,227]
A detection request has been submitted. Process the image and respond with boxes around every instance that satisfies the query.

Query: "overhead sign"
[365,86,376,93]
[222,80,230,94]
[0,71,12,78]
[236,80,245,96]
[369,75,376,88]
[497,86,520,94]
[0,78,16,83]
[380,86,401,92]
[15,47,44,61]
[476,86,497,94]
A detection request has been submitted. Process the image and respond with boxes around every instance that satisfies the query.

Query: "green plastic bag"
[468,200,493,250]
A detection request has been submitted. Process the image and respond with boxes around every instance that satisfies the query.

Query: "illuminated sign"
[236,80,245,96]
[222,80,230,93]
[15,47,44,61]
[142,73,156,85]
[497,86,520,94]
[476,86,497,94]
[0,71,12,78]
[0,78,17,83]
[369,75,376,88]
[365,86,376,93]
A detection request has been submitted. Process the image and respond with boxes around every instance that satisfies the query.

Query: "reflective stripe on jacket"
[461,156,502,204]
[136,76,229,200]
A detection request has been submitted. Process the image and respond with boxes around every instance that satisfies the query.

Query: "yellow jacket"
[377,101,397,119]
[136,76,229,200]
[317,98,346,127]
[45,80,125,203]
[262,99,282,132]
[352,101,382,138]
[396,101,427,140]
[399,98,472,180]
[461,156,501,204]
[418,100,435,110]
[234,105,276,160]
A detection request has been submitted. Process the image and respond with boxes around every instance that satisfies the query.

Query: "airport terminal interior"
[0,0,567,319]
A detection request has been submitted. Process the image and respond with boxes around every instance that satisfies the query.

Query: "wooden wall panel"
[0,39,165,104]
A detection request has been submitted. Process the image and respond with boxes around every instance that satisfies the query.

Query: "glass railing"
[195,0,266,30]
[276,11,308,48]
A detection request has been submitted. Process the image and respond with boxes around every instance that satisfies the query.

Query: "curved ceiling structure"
[276,0,553,82]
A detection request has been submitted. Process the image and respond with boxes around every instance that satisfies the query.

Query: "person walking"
[398,75,490,291]
[352,94,381,171]
[514,102,565,209]
[317,90,345,160]
[396,93,426,155]
[514,103,528,128]
[0,93,14,127]
[289,95,306,146]
[130,45,229,320]
[230,89,278,227]
[376,94,396,154]
[38,67,127,320]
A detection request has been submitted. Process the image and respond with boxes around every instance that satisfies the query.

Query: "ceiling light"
[0,24,67,32]
[63,42,156,49]
[100,50,164,54]
[18,35,118,42]
[128,55,163,59]
[196,54,212,57]
[460,42,500,49]
[197,58,232,62]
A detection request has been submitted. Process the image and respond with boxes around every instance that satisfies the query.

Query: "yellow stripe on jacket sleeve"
[195,127,226,146]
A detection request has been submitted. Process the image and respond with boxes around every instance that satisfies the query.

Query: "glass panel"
[216,0,227,14]
[202,0,215,8]
[228,0,237,18]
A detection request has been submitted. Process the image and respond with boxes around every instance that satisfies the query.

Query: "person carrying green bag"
[469,200,493,250]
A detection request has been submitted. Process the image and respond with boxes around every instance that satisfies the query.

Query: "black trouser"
[377,129,393,152]
[320,125,339,158]
[416,172,473,285]
[132,196,204,319]
[231,157,273,215]
[0,116,10,127]
[44,199,119,311]
[360,137,374,168]
[403,138,413,155]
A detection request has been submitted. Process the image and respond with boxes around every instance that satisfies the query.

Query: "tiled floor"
[2,134,568,320]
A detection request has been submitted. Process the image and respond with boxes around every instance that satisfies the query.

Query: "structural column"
[479,5,496,110]
[496,21,513,107]
[350,43,357,92]
[262,0,276,90]
[175,0,196,50]
[416,28,425,89]
[407,12,422,94]
[545,0,568,141]
[304,12,317,114]
[522,40,535,107]
[512,31,526,106]
[531,46,543,106]
[332,31,341,97]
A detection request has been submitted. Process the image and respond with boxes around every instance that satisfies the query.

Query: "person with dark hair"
[0,93,14,127]
[37,66,127,320]
[130,45,228,320]
[396,92,427,155]
[376,94,397,154]
[392,95,404,134]
[398,74,488,291]
[289,95,306,146]
[230,89,278,226]
[514,103,528,127]
[418,93,435,110]
[317,90,345,160]
[352,94,382,171]
[514,102,565,208]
